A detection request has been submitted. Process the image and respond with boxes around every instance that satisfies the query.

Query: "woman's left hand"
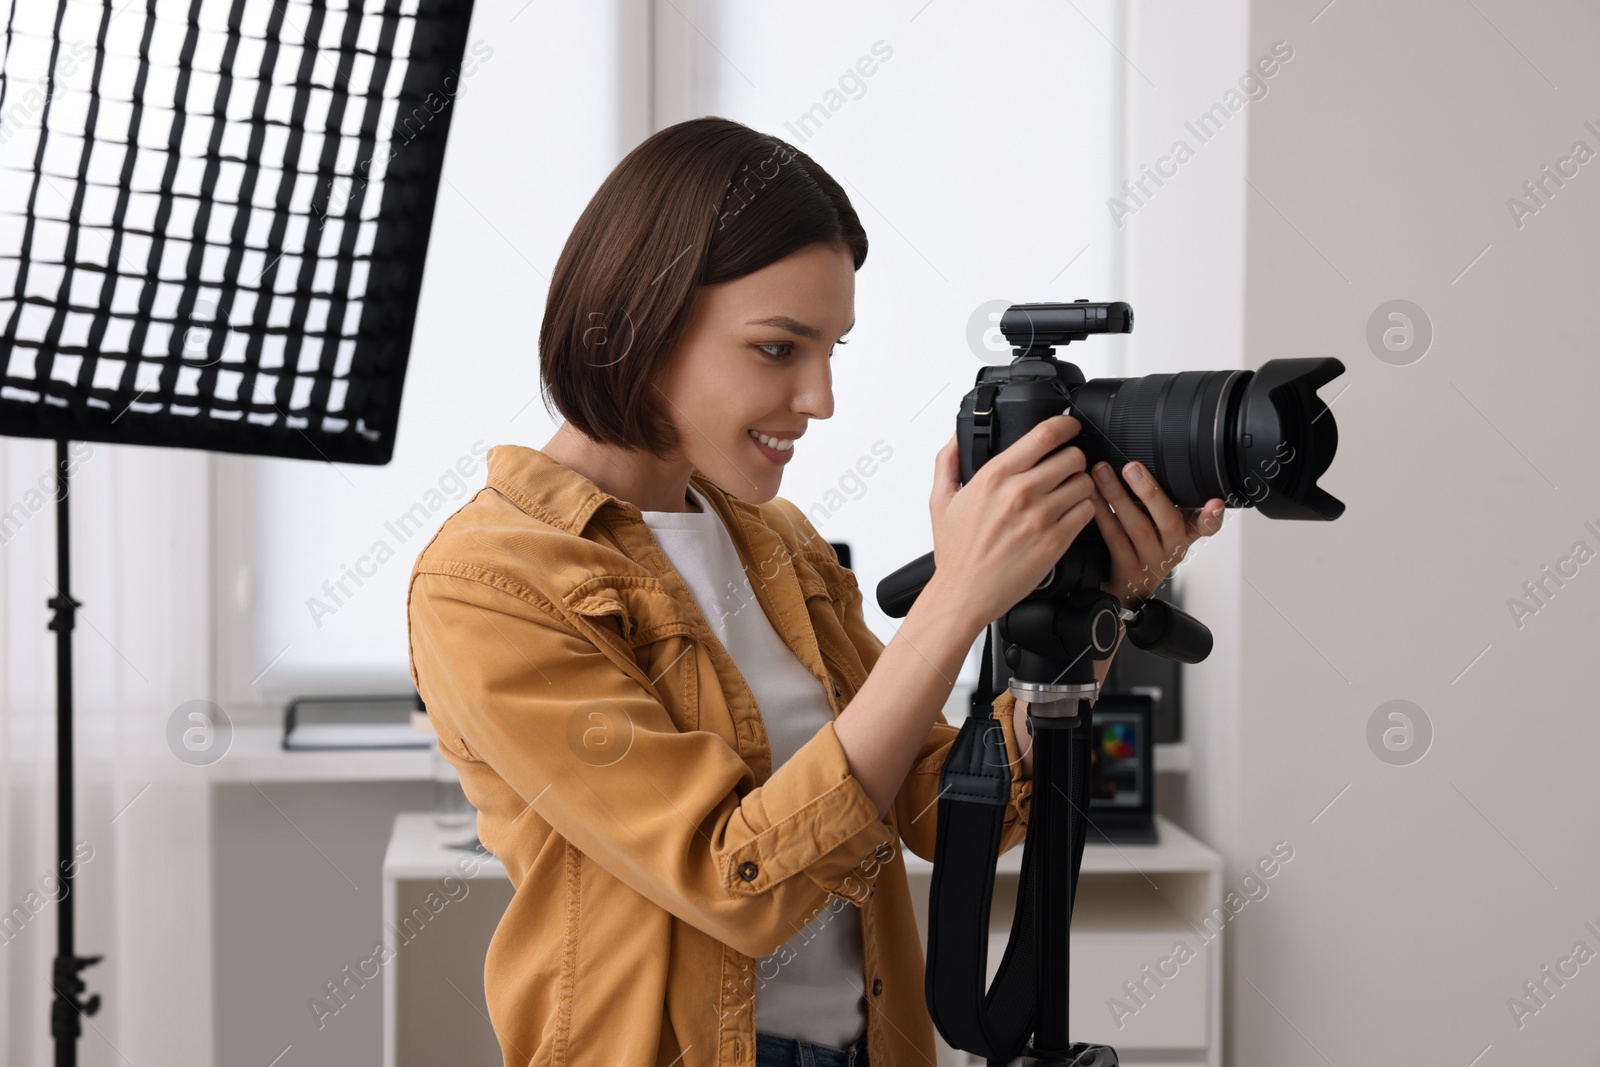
[1089,459,1226,610]
[1012,459,1225,781]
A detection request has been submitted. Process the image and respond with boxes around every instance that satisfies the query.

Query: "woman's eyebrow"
[746,315,855,342]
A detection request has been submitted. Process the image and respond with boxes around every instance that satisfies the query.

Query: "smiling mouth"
[747,429,796,451]
[748,429,795,464]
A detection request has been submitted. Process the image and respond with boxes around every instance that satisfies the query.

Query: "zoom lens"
[1070,357,1344,520]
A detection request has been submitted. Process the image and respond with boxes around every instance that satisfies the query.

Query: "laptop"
[1085,692,1159,845]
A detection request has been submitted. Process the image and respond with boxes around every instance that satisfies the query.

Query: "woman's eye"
[755,338,845,360]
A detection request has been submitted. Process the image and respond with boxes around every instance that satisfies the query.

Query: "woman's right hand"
[927,414,1099,633]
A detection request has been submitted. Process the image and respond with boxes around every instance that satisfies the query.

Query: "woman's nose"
[797,356,833,420]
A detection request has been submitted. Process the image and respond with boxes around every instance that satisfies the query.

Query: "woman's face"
[655,240,856,503]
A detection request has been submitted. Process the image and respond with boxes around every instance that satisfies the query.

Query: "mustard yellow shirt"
[406,444,1032,1067]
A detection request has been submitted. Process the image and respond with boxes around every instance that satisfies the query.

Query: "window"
[216,1,1124,707]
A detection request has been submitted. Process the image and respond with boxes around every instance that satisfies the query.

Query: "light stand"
[46,438,100,1064]
[0,1,478,1060]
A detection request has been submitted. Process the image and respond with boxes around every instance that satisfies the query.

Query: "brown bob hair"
[538,117,869,457]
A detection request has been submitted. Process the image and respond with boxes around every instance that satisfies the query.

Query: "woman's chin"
[727,474,781,505]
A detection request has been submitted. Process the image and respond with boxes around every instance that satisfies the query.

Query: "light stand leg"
[48,439,99,1067]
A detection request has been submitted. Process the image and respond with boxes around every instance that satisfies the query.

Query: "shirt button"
[737,861,759,881]
[872,978,883,995]
[874,843,893,862]
[627,617,638,635]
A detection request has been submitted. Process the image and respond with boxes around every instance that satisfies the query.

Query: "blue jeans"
[754,1029,868,1067]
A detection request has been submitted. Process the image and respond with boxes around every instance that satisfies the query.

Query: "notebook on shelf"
[282,693,432,751]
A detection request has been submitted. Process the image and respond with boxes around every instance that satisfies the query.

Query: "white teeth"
[748,430,794,451]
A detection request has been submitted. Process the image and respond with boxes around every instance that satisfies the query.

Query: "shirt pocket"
[564,577,702,732]
[789,552,868,702]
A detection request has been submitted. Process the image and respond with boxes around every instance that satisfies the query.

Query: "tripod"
[996,581,1125,1066]
[884,297,1338,1062]
[888,534,1210,1065]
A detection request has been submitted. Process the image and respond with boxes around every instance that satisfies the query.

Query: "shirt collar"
[483,444,760,535]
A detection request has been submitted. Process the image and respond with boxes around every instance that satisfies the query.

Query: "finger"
[1091,460,1165,561]
[939,434,960,488]
[1024,440,1088,496]
[1090,489,1143,604]
[1090,486,1136,561]
[931,434,960,509]
[1182,499,1227,540]
[987,412,1083,481]
[1116,461,1191,556]
[1045,470,1097,522]
[1177,507,1202,541]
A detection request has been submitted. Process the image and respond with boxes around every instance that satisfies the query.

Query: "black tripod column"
[48,439,100,1067]
[1025,701,1094,1063]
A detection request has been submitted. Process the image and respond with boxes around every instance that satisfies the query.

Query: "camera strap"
[923,624,1041,1063]
[970,383,1000,470]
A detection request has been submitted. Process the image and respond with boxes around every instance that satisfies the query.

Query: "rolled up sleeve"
[824,561,1033,864]
[894,695,1033,863]
[407,567,895,961]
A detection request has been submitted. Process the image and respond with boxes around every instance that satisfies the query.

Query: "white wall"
[1120,0,1252,854]
[662,0,1125,687]
[1151,0,1600,1062]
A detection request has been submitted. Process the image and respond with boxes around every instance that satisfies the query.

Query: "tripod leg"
[1027,702,1107,1063]
[1030,714,1075,1056]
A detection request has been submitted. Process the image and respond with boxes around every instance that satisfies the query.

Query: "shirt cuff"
[724,719,897,903]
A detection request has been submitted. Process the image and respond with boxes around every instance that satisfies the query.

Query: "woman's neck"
[540,423,700,513]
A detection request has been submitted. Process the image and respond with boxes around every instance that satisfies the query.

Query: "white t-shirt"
[640,482,868,1048]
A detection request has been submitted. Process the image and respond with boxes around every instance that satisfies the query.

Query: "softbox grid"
[0,0,475,464]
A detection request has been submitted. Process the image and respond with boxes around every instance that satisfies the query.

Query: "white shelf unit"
[379,812,1222,1067]
[203,723,435,782]
[198,690,1204,1066]
[381,813,512,1067]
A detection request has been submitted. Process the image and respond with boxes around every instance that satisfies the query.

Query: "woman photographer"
[406,116,1223,1067]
